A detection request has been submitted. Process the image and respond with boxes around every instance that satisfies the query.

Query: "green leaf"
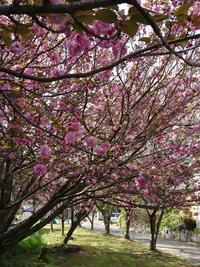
[120,20,138,37]
[139,37,151,43]
[75,10,94,17]
[128,6,149,25]
[71,23,83,32]
[128,6,139,16]
[191,15,200,27]
[175,3,191,17]
[15,25,30,35]
[95,9,117,24]
[176,13,188,23]
[167,34,176,41]
[130,13,149,25]
[107,5,118,11]
[77,15,95,24]
[2,31,12,46]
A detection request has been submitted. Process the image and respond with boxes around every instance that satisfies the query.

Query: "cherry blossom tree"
[0,0,200,84]
[117,123,200,250]
[0,0,200,258]
[1,54,200,258]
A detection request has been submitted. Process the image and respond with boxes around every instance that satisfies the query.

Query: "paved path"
[82,220,200,265]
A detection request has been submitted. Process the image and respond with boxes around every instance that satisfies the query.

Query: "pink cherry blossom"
[92,20,114,35]
[1,84,11,91]
[69,118,81,131]
[111,173,119,180]
[15,97,25,106]
[96,141,110,155]
[58,163,69,171]
[8,152,15,160]
[39,145,52,158]
[85,136,98,148]
[98,70,111,82]
[136,176,148,188]
[33,164,47,175]
[65,131,78,145]
[51,68,65,77]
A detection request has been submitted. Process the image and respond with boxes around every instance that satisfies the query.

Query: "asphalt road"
[82,220,200,265]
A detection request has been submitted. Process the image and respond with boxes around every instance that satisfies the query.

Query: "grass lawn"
[3,224,195,267]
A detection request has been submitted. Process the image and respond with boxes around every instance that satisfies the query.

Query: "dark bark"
[90,212,95,230]
[87,211,95,230]
[0,160,13,234]
[63,220,79,245]
[50,220,54,232]
[103,213,111,234]
[91,219,94,230]
[149,213,156,251]
[149,209,164,251]
[124,219,130,240]
[0,183,85,254]
[63,210,89,245]
[71,206,74,224]
[61,212,65,236]
[95,203,113,235]
[124,208,133,240]
[0,1,125,15]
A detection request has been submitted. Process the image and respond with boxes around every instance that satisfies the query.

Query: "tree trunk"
[61,213,65,236]
[91,219,94,230]
[149,212,156,250]
[91,212,95,230]
[124,219,130,240]
[149,209,164,251]
[63,220,79,245]
[50,220,54,232]
[0,183,84,255]
[63,210,89,245]
[71,206,74,224]
[87,211,95,230]
[103,214,110,234]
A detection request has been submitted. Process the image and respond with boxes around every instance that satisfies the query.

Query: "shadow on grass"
[64,244,188,267]
[2,225,194,267]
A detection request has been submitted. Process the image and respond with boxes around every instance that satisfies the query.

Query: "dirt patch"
[51,244,83,254]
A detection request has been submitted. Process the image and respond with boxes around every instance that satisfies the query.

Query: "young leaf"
[130,13,149,25]
[15,25,30,35]
[120,20,138,37]
[2,31,13,46]
[77,15,95,24]
[139,37,151,43]
[75,10,94,17]
[175,3,192,17]
[95,9,117,24]
[128,6,139,16]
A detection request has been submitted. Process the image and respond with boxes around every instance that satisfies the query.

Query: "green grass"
[3,225,195,267]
